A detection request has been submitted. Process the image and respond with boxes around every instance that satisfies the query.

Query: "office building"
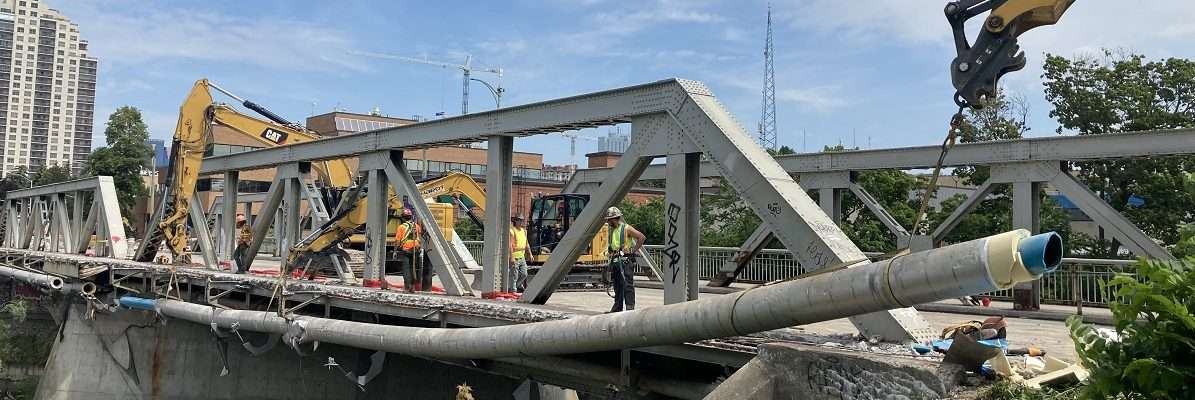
[0,0,97,176]
[147,138,167,169]
[597,128,630,154]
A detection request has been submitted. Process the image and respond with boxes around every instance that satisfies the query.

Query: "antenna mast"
[757,4,778,150]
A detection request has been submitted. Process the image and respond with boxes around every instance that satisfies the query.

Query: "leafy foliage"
[617,197,664,245]
[453,217,482,241]
[1067,258,1195,399]
[1172,224,1195,258]
[698,178,764,247]
[840,168,920,253]
[0,299,52,365]
[1043,51,1195,252]
[975,380,1080,400]
[0,166,30,199]
[31,164,73,186]
[82,106,153,216]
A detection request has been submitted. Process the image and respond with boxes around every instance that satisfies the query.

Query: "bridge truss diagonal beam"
[1047,171,1173,260]
[520,80,935,342]
[380,151,474,295]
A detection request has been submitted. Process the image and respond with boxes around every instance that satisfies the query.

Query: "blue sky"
[54,0,1195,166]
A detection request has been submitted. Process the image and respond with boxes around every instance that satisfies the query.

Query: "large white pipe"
[0,265,64,291]
[123,229,1061,359]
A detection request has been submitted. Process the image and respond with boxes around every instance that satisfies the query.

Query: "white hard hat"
[605,206,622,219]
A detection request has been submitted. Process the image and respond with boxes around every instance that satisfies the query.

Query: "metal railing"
[461,241,1138,308]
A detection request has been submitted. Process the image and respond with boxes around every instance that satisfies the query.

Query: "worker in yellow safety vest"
[234,214,251,274]
[605,207,645,312]
[386,208,425,292]
[508,215,532,293]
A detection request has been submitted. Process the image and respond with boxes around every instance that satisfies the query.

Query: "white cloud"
[779,0,948,46]
[64,2,362,73]
[778,86,848,112]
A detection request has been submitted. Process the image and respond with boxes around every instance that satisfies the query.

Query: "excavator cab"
[528,194,586,254]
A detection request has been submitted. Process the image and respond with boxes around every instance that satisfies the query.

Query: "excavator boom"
[134,79,353,263]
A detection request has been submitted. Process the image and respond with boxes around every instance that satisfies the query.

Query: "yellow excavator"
[134,79,356,263]
[289,171,612,277]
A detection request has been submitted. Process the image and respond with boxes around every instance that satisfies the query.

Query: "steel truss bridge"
[0,78,1183,398]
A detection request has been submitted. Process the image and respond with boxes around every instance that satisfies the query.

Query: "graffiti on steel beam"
[766,202,782,216]
[664,202,681,284]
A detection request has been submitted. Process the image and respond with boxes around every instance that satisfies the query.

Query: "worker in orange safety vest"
[385,208,424,292]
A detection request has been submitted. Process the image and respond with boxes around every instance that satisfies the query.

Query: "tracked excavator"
[134,80,443,270]
[133,79,356,263]
[289,171,616,287]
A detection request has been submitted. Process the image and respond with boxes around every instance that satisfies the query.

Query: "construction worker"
[509,215,532,293]
[605,206,645,312]
[233,214,251,273]
[387,208,422,292]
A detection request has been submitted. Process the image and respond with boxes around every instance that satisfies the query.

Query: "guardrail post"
[1071,265,1083,316]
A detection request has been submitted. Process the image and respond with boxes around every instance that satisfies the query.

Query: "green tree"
[1043,51,1195,254]
[31,164,73,186]
[815,144,923,252]
[699,178,762,247]
[0,166,30,199]
[83,106,153,216]
[453,217,482,241]
[617,197,664,245]
[840,169,921,252]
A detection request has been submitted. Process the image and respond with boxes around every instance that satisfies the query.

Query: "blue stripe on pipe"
[118,296,158,311]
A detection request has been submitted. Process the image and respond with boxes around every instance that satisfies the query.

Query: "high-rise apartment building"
[0,0,96,176]
[597,128,630,154]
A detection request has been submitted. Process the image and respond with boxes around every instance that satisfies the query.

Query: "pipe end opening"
[1019,232,1063,275]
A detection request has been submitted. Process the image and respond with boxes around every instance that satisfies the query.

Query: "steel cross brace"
[517,80,937,342]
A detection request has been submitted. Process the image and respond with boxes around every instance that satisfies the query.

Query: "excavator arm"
[287,171,485,269]
[417,171,488,226]
[135,79,353,263]
[946,0,1073,108]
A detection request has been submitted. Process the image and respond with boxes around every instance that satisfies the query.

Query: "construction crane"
[348,50,503,115]
[559,131,598,166]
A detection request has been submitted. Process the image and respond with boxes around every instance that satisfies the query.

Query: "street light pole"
[470,78,503,109]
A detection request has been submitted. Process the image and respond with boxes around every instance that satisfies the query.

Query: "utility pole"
[757,4,778,151]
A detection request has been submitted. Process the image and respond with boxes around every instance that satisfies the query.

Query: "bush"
[975,381,1077,400]
[1067,258,1195,399]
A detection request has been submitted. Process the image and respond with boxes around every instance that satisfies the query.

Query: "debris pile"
[925,316,1090,389]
